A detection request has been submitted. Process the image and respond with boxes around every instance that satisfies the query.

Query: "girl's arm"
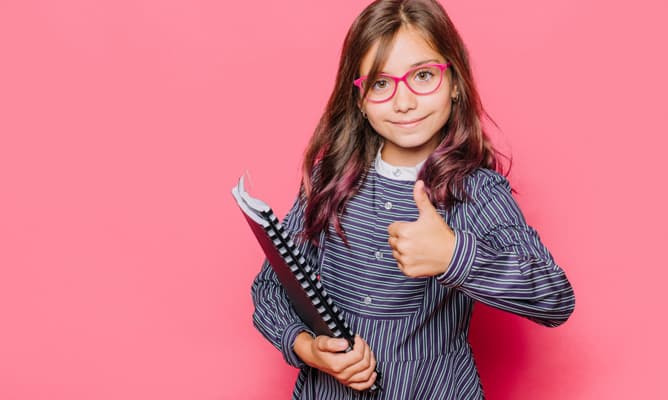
[251,195,380,388]
[436,170,575,327]
[251,193,379,390]
[250,195,315,368]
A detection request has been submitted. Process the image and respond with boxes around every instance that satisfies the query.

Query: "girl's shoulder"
[463,168,511,201]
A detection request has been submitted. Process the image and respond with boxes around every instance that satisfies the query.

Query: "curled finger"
[348,372,378,392]
[345,351,375,384]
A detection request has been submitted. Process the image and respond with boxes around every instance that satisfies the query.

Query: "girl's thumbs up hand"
[387,180,456,278]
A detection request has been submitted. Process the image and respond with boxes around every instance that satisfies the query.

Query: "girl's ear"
[357,101,367,118]
[451,85,460,103]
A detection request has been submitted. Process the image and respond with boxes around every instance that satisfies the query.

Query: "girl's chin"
[381,139,439,164]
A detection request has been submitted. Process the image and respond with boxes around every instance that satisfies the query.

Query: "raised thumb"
[413,179,436,216]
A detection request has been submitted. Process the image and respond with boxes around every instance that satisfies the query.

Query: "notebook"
[232,175,354,344]
[232,175,380,392]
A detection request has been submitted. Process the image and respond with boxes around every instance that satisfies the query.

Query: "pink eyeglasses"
[353,62,451,103]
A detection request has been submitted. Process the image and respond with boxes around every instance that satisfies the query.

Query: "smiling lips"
[391,115,428,127]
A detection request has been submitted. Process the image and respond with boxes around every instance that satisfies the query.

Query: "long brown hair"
[301,0,504,244]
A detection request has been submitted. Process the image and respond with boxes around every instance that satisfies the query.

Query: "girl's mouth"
[391,115,427,128]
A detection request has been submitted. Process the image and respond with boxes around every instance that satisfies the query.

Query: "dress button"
[374,250,383,260]
[384,201,393,210]
[363,295,373,305]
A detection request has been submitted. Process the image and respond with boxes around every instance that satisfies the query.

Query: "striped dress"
[251,159,575,399]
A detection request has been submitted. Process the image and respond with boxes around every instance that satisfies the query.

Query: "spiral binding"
[261,209,354,347]
[233,175,381,392]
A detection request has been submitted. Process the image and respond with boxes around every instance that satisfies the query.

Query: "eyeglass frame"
[353,62,451,104]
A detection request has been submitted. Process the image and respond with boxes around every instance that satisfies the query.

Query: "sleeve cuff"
[436,230,477,287]
[280,322,314,369]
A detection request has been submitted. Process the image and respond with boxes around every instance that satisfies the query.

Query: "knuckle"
[360,368,373,381]
[331,363,344,374]
[347,380,363,390]
[398,241,412,253]
[401,266,416,277]
[353,380,372,391]
[343,370,357,382]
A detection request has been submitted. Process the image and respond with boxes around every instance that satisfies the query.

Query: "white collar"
[373,144,426,181]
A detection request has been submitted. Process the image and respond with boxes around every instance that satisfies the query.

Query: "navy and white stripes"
[251,165,575,399]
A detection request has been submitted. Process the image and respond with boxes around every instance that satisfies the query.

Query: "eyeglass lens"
[364,65,443,102]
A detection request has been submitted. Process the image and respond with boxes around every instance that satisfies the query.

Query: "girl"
[251,0,575,398]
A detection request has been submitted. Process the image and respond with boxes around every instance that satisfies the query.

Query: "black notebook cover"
[232,175,381,392]
[231,175,354,346]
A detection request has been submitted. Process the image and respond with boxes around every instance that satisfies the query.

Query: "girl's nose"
[392,81,417,113]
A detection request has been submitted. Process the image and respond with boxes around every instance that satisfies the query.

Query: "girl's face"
[359,26,457,166]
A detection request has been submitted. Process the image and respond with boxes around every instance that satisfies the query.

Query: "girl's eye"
[414,70,434,81]
[371,79,391,91]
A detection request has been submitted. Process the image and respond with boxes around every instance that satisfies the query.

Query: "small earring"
[451,93,460,103]
[361,110,368,119]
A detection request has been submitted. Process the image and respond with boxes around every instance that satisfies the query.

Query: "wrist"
[432,226,455,276]
[441,227,456,273]
[293,331,316,367]
[436,230,476,287]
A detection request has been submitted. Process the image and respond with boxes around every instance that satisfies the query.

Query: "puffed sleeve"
[250,194,316,368]
[436,170,575,327]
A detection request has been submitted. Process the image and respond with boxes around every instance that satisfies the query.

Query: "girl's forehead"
[360,26,444,75]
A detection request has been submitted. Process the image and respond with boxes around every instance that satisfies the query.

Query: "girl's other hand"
[388,180,456,278]
[293,333,378,391]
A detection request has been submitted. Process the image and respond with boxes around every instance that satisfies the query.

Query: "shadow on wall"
[469,303,530,398]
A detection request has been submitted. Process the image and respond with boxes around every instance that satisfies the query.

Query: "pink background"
[1,0,666,398]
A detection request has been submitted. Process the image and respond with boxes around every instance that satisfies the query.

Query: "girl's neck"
[375,144,426,181]
[378,137,439,167]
